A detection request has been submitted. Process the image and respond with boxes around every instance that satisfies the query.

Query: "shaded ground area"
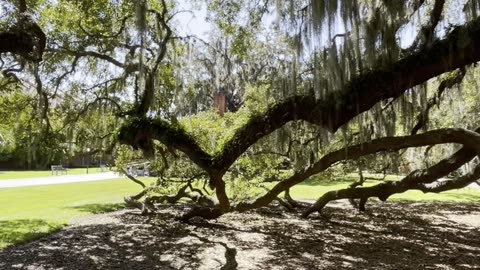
[0,202,479,270]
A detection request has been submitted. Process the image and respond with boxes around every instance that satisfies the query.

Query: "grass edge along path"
[0,167,109,180]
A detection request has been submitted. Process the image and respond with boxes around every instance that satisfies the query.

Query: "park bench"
[98,164,108,172]
[51,165,67,175]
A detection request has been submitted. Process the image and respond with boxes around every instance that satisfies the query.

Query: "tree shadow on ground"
[0,202,479,269]
[0,219,64,249]
[66,203,126,214]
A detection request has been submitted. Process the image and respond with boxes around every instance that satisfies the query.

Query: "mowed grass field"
[0,177,155,249]
[0,174,479,250]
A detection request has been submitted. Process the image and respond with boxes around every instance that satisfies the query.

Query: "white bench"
[98,164,108,172]
[51,165,67,175]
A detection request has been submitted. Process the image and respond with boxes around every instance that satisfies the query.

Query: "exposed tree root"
[178,206,223,222]
[123,172,217,216]
[275,197,295,211]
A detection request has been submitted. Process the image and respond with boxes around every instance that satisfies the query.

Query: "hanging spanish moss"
[135,0,148,101]
[465,0,480,19]
[266,0,480,148]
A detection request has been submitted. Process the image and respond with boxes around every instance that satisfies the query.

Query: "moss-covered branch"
[214,16,480,171]
[121,16,480,175]
[117,16,480,219]
[117,117,213,171]
[415,165,480,193]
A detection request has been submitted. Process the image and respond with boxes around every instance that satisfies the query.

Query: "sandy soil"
[0,201,479,270]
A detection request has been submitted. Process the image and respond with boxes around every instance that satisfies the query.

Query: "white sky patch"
[398,0,469,48]
[174,1,211,39]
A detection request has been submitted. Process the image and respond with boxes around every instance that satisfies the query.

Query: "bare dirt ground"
[0,201,479,270]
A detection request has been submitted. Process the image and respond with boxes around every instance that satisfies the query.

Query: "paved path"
[0,172,121,189]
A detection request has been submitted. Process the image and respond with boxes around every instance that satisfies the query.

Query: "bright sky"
[174,1,211,39]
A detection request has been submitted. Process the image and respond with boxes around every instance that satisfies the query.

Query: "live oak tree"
[2,0,480,220]
[118,0,480,220]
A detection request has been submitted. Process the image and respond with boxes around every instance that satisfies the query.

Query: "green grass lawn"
[0,167,108,180]
[0,177,155,250]
[1,174,478,251]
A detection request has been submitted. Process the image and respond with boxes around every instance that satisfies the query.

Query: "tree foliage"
[2,0,480,220]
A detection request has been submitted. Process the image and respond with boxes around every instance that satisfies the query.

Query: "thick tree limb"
[120,16,480,176]
[220,16,480,170]
[302,162,480,218]
[119,16,480,220]
[416,165,480,192]
[301,145,479,218]
[141,127,480,219]
[235,128,480,212]
[117,117,212,171]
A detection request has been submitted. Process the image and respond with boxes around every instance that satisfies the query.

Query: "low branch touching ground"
[235,128,480,213]
[301,145,478,218]
[176,128,480,221]
[415,165,480,193]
